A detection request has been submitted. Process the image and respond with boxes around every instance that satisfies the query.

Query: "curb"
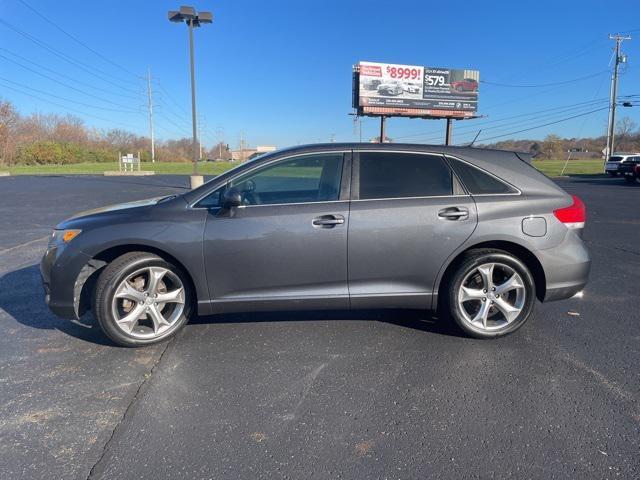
[103,171,155,176]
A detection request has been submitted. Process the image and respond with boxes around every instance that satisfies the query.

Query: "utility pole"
[605,33,631,163]
[239,131,245,162]
[146,66,155,163]
[216,126,224,160]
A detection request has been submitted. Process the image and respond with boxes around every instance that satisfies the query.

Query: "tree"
[615,117,638,151]
[529,142,542,158]
[541,134,564,159]
[0,100,18,165]
[208,142,232,160]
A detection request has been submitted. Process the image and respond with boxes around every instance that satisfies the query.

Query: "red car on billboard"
[450,78,478,93]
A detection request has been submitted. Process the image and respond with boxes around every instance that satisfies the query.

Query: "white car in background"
[605,153,640,176]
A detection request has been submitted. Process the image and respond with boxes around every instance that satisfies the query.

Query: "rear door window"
[357,152,453,200]
[447,158,517,195]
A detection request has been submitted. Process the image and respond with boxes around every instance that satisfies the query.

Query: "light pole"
[168,6,213,189]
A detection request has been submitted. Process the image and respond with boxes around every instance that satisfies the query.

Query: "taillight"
[554,195,585,229]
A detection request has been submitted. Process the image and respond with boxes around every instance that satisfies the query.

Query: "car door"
[199,151,351,313]
[348,151,477,309]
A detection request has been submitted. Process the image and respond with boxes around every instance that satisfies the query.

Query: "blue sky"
[0,0,639,149]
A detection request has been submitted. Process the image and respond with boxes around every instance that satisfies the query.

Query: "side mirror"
[221,187,242,209]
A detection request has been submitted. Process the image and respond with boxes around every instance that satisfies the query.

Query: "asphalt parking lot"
[0,174,638,479]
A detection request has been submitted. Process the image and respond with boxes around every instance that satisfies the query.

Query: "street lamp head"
[168,6,212,26]
[168,10,183,22]
[198,11,213,24]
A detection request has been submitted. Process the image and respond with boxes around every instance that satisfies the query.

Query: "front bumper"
[536,229,591,302]
[41,244,92,319]
[604,163,620,172]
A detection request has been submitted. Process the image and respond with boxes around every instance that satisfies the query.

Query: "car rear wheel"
[445,249,536,338]
[93,252,192,347]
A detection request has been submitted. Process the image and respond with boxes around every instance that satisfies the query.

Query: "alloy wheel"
[457,262,526,331]
[111,266,185,339]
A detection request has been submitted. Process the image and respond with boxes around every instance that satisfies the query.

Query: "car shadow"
[192,307,464,338]
[0,264,114,346]
[0,264,464,345]
[563,175,638,187]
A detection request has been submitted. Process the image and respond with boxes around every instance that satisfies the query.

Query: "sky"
[0,0,639,150]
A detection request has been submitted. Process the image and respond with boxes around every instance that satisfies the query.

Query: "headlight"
[48,229,82,248]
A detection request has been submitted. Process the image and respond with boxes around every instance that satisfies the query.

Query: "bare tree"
[615,117,638,151]
[0,100,19,165]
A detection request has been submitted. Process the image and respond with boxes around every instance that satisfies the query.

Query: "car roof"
[268,142,527,158]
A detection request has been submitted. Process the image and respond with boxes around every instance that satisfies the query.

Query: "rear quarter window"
[447,157,517,195]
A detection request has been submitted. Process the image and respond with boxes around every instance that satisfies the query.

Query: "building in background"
[231,144,277,162]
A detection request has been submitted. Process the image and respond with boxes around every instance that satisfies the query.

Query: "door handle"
[312,214,345,228]
[438,207,469,220]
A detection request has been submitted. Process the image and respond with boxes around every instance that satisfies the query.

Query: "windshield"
[608,156,624,162]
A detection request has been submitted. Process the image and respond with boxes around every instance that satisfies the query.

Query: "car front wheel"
[93,252,192,347]
[445,249,536,338]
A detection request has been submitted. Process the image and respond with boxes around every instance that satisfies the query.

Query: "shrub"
[15,141,117,165]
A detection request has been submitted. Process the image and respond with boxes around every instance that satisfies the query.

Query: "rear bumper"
[536,230,591,302]
[41,244,91,320]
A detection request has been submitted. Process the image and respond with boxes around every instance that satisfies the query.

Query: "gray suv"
[41,144,590,347]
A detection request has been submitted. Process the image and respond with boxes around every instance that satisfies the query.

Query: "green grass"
[532,159,604,177]
[1,158,606,178]
[3,161,237,176]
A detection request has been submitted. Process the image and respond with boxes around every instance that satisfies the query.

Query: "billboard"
[354,61,479,118]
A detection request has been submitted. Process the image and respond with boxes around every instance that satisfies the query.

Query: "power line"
[407,104,609,146]
[156,111,192,136]
[16,0,140,78]
[154,98,192,127]
[481,70,609,88]
[395,98,610,141]
[0,53,142,110]
[0,18,141,92]
[156,80,192,117]
[470,107,609,143]
[0,77,141,113]
[451,104,608,143]
[0,82,144,130]
[0,47,140,101]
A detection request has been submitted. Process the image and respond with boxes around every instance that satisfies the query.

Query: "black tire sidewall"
[95,254,192,347]
[447,252,536,338]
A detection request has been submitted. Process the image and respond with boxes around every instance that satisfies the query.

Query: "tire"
[608,171,618,177]
[444,249,536,339]
[93,252,192,347]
